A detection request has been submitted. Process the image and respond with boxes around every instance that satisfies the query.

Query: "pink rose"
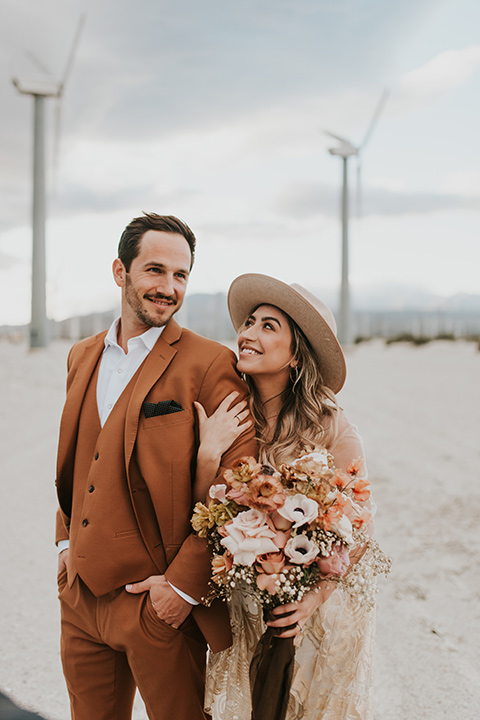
[316,544,350,577]
[220,509,278,565]
[220,531,279,566]
[229,509,276,538]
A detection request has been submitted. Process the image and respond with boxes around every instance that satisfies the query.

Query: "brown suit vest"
[69,359,159,596]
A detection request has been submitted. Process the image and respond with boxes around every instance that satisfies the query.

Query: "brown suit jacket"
[55,318,257,651]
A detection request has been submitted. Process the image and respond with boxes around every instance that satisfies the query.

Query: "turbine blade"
[324,129,353,145]
[359,89,389,150]
[60,12,86,93]
[25,51,52,76]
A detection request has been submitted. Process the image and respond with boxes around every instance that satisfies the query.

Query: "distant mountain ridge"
[1,287,479,340]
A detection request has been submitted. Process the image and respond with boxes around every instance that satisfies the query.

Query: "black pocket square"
[143,400,184,418]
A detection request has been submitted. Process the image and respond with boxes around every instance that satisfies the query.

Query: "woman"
[195,274,376,720]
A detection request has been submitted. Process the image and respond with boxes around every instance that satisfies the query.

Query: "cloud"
[391,46,480,113]
[275,181,480,217]
[441,170,480,197]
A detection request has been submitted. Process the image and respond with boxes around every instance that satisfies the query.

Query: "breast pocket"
[141,407,192,430]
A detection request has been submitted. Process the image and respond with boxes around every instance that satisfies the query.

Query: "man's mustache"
[144,293,177,305]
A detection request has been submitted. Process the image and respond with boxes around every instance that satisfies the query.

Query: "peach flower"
[333,471,349,490]
[271,529,290,549]
[351,506,372,530]
[247,469,286,513]
[224,456,262,489]
[211,553,233,579]
[346,457,364,477]
[352,477,370,502]
[256,551,286,574]
[271,511,293,531]
[289,450,331,476]
[225,487,250,506]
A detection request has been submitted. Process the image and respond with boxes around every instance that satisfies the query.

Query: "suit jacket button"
[94,452,99,460]
[82,519,89,527]
[88,485,94,493]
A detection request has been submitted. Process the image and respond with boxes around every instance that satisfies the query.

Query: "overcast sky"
[1,0,479,325]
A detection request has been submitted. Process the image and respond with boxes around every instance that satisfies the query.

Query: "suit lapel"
[124,319,182,469]
[56,333,106,482]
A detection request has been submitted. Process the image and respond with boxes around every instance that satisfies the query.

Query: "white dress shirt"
[59,317,198,605]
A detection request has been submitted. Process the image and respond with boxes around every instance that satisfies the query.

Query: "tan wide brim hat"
[228,273,346,394]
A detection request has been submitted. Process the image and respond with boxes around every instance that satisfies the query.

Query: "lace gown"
[205,412,377,720]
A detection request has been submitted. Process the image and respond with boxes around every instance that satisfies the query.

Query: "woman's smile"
[236,304,294,379]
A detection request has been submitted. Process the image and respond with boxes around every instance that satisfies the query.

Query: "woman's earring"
[290,365,300,392]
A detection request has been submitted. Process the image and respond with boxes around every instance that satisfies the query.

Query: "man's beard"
[125,274,177,328]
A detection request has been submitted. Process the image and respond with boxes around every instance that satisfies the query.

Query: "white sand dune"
[0,338,479,719]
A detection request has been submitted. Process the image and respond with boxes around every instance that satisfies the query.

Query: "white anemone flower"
[277,494,319,528]
[284,535,319,565]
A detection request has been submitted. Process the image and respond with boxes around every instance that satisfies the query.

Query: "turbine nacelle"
[327,143,358,158]
[12,75,62,98]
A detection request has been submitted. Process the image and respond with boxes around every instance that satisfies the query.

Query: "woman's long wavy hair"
[242,310,339,466]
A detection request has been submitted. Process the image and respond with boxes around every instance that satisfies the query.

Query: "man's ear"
[112,258,126,288]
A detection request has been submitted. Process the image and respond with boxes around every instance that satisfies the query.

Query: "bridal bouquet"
[192,449,390,611]
[192,449,390,720]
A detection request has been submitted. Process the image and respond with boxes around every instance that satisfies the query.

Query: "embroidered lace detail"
[205,569,376,720]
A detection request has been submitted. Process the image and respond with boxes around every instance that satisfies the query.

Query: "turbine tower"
[325,90,388,347]
[12,16,84,349]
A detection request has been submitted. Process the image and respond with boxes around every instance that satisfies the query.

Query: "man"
[55,213,256,720]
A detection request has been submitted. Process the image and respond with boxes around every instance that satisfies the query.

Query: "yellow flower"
[191,502,215,538]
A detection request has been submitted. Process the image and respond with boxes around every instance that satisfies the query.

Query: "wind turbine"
[12,15,85,349]
[325,90,388,347]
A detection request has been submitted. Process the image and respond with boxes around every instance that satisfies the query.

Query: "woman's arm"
[193,391,253,503]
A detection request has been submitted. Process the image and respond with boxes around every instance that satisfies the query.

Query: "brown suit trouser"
[59,573,208,720]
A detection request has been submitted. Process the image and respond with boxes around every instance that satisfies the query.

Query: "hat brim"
[228,274,346,394]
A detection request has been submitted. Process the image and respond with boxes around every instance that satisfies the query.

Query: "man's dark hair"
[117,213,196,271]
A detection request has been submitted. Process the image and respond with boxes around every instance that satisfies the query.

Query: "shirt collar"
[104,317,164,352]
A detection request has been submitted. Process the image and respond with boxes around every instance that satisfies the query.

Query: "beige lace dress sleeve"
[205,410,377,720]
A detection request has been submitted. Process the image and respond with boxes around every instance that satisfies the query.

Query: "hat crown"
[289,284,338,336]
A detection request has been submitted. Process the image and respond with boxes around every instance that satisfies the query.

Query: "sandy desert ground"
[0,337,479,719]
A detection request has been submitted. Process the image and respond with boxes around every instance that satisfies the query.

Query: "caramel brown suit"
[56,318,256,719]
